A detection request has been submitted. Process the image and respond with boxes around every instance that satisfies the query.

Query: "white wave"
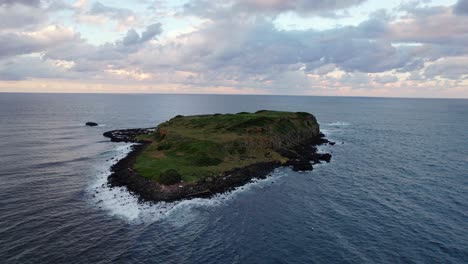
[320,129,341,141]
[321,121,350,139]
[88,144,288,224]
[327,121,350,126]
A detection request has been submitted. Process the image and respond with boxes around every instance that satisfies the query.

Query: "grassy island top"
[134,110,320,184]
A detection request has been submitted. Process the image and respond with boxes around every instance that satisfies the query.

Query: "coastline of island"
[103,111,334,203]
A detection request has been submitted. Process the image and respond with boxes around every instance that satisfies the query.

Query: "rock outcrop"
[86,122,99,127]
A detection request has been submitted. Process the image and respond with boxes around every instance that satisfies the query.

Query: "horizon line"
[1,91,467,100]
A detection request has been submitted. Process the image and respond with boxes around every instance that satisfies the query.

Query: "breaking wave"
[88,144,288,224]
[328,121,350,126]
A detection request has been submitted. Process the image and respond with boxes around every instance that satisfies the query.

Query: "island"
[103,110,333,202]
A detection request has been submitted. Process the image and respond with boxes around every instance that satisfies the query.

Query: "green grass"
[133,110,320,184]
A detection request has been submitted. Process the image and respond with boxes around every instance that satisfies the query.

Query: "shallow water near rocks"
[0,93,467,263]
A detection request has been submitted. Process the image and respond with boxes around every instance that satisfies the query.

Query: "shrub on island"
[159,169,182,185]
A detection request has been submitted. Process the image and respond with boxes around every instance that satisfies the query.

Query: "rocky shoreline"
[103,128,156,143]
[104,128,333,203]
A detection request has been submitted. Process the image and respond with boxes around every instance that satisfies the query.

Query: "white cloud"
[0,0,468,97]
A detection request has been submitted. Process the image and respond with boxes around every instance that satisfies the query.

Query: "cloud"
[32,14,418,90]
[122,29,140,46]
[388,7,468,46]
[0,0,71,30]
[1,1,467,97]
[454,0,468,15]
[141,23,163,42]
[75,1,138,29]
[38,22,163,81]
[424,57,468,79]
[232,0,367,15]
[122,23,162,46]
[374,74,398,84]
[133,18,411,78]
[0,2,46,29]
[88,2,133,20]
[0,0,41,6]
[0,25,78,58]
[184,0,367,19]
[0,56,78,80]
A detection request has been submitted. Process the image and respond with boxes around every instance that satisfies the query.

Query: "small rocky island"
[104,111,333,202]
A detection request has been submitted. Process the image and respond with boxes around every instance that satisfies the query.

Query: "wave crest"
[88,144,287,224]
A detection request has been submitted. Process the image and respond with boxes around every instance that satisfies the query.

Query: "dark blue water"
[0,93,467,264]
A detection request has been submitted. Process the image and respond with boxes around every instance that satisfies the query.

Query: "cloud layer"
[0,0,467,98]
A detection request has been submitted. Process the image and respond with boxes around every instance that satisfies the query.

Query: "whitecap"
[320,129,341,141]
[88,144,288,224]
[327,121,350,126]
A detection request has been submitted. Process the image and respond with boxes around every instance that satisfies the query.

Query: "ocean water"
[0,93,467,264]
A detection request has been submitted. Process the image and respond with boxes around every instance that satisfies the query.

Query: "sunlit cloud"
[0,0,466,98]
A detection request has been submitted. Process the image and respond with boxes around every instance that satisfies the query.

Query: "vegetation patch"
[133,110,320,184]
[159,169,182,185]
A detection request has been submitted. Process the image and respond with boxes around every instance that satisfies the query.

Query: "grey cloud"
[126,17,419,89]
[86,2,138,26]
[45,40,127,63]
[46,0,73,11]
[0,3,46,29]
[5,1,467,91]
[312,64,336,75]
[235,0,367,14]
[141,23,163,42]
[123,29,140,46]
[88,2,134,20]
[424,58,468,79]
[389,6,468,47]
[122,23,162,46]
[42,23,162,74]
[0,25,77,59]
[340,72,370,85]
[397,58,425,73]
[0,33,56,58]
[184,0,367,19]
[374,75,398,84]
[331,40,411,73]
[0,0,72,30]
[0,33,41,57]
[205,20,406,74]
[0,56,76,80]
[383,5,468,77]
[454,0,468,15]
[0,0,40,6]
[407,71,424,81]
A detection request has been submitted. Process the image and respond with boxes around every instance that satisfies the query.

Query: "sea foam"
[328,121,350,126]
[88,144,288,224]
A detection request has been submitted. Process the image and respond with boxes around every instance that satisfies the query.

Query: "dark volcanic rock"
[103,127,156,143]
[317,153,332,163]
[86,122,99,127]
[286,159,313,171]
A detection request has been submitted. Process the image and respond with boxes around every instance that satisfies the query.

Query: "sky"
[0,0,468,98]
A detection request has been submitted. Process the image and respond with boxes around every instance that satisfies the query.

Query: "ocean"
[0,93,467,263]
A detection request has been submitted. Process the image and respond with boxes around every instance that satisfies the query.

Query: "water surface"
[0,93,467,263]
